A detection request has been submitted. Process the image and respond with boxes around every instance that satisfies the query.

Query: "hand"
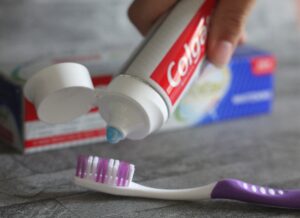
[128,0,256,67]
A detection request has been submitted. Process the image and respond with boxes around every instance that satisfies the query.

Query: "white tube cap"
[24,63,96,124]
[97,75,168,140]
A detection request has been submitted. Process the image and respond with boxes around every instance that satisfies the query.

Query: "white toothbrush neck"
[74,177,215,200]
[128,182,216,200]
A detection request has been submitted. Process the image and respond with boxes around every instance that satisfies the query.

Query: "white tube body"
[125,0,215,110]
[98,0,216,140]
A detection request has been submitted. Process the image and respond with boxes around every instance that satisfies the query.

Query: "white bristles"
[87,156,94,179]
[112,160,120,186]
[91,156,99,181]
[106,159,115,184]
[127,164,135,186]
[97,158,101,181]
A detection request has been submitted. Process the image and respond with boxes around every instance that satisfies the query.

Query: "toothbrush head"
[75,155,135,187]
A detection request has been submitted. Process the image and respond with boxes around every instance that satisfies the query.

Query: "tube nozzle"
[106,126,124,144]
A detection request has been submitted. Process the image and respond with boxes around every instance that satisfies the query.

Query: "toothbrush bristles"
[75,155,135,187]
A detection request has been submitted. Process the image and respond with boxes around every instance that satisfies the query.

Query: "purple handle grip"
[211,179,300,209]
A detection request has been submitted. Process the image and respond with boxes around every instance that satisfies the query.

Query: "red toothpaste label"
[150,0,215,105]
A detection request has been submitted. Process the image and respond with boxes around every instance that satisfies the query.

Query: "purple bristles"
[117,162,128,186]
[81,157,88,178]
[95,158,103,182]
[116,162,123,186]
[75,155,135,187]
[75,156,82,177]
[101,159,109,183]
[95,158,109,183]
[76,155,88,178]
[122,163,130,186]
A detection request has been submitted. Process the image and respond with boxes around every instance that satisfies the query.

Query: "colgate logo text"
[151,0,215,105]
[167,18,207,87]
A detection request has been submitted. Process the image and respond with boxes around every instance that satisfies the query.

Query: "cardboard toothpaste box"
[0,45,275,153]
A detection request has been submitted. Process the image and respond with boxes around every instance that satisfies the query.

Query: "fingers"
[238,31,247,45]
[128,0,177,35]
[128,0,254,68]
[207,0,256,67]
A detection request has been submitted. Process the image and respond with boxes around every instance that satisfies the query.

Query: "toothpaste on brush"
[24,0,216,144]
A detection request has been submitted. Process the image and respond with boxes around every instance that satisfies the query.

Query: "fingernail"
[213,41,233,67]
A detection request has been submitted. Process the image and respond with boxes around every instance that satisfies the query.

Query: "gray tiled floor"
[0,62,300,217]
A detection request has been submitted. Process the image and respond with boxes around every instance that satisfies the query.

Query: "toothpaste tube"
[100,0,215,143]
[24,0,216,144]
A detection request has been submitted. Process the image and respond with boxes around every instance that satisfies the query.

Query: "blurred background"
[0,0,299,66]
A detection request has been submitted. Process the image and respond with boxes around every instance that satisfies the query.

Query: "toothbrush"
[74,155,300,209]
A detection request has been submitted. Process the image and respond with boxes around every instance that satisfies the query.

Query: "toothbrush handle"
[211,179,300,209]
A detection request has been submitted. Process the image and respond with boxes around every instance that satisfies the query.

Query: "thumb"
[207,0,256,67]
